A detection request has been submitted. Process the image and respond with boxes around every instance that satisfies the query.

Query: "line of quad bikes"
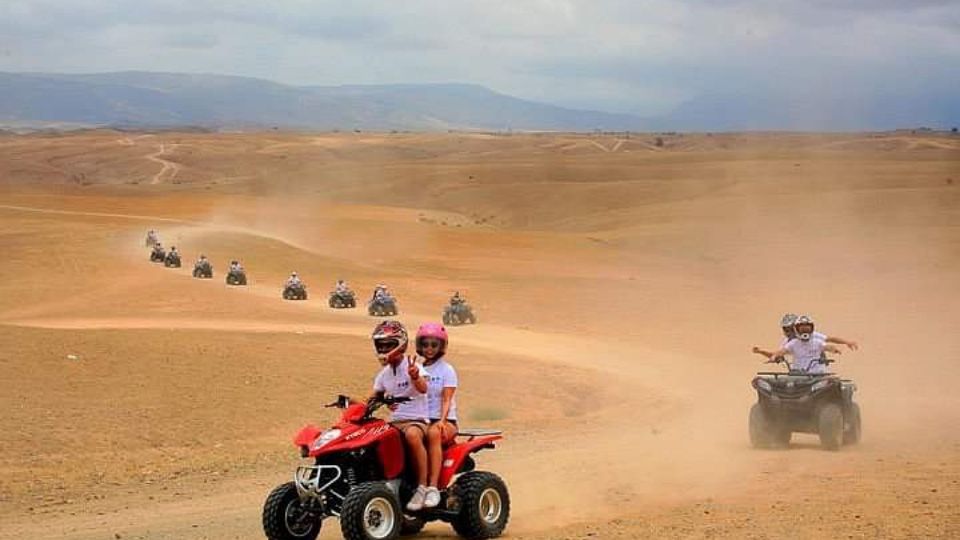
[144,232,861,540]
[146,235,476,325]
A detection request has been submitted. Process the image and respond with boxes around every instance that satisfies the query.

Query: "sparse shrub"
[654,137,664,148]
[470,407,509,421]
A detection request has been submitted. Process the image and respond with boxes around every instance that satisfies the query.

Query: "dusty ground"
[1,130,958,539]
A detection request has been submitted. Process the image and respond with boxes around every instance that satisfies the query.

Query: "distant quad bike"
[368,296,398,317]
[149,248,166,263]
[226,269,247,286]
[163,251,181,268]
[329,289,357,309]
[192,261,213,279]
[749,356,861,451]
[262,395,509,540]
[283,283,308,300]
[443,302,476,326]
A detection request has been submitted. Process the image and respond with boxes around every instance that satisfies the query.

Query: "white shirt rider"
[425,358,458,421]
[783,337,829,374]
[374,363,430,422]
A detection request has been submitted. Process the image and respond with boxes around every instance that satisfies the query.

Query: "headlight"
[755,379,772,392]
[811,380,830,392]
[313,429,342,449]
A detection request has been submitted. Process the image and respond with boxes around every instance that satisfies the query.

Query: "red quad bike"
[262,395,509,540]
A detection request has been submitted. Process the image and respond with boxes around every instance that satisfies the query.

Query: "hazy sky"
[1,0,958,115]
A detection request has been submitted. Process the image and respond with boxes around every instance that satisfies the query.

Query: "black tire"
[818,403,844,451]
[443,313,451,325]
[451,471,510,540]
[340,482,401,540]
[400,515,425,536]
[468,313,476,324]
[262,482,322,540]
[749,403,780,448]
[844,402,862,445]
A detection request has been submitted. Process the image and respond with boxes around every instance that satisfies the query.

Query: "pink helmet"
[416,322,448,357]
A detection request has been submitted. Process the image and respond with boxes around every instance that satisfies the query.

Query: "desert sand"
[1,130,958,539]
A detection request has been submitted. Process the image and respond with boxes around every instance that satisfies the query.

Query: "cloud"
[0,0,957,116]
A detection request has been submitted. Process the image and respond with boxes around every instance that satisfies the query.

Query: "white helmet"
[794,315,815,341]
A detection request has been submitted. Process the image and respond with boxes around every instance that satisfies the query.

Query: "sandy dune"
[0,131,958,539]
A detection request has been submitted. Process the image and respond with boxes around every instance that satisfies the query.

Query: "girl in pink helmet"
[415,322,459,509]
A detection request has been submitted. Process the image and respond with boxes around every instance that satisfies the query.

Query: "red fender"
[438,434,501,488]
[293,424,322,447]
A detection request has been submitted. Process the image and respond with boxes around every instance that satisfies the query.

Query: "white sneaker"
[423,486,441,508]
[406,485,427,511]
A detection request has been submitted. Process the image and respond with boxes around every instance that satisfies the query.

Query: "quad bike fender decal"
[438,434,501,488]
[310,421,394,456]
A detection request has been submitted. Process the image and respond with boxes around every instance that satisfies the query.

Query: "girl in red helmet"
[368,320,432,511]
[416,322,459,509]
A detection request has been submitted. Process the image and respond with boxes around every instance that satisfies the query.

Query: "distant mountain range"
[1,71,956,132]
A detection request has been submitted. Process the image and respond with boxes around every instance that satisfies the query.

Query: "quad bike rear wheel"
[340,482,401,540]
[262,481,322,540]
[818,403,844,451]
[451,471,510,539]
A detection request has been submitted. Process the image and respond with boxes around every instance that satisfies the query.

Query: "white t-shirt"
[373,363,429,422]
[783,337,828,373]
[780,331,827,348]
[424,358,458,421]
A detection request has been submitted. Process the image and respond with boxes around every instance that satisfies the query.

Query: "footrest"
[457,428,502,438]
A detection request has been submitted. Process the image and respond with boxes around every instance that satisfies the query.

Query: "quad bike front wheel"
[843,402,862,445]
[451,471,510,539]
[262,482,322,540]
[818,403,844,451]
[340,482,401,540]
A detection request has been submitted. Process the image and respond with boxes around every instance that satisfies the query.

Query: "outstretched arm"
[752,346,783,359]
[825,336,859,351]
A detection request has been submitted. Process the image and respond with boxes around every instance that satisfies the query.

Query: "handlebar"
[324,394,411,416]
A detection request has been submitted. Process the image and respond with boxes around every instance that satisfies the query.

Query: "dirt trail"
[147,143,181,184]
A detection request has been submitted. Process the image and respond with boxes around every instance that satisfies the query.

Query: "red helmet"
[372,320,408,365]
[416,322,448,357]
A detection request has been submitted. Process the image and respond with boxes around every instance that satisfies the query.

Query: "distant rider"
[286,271,303,288]
[335,279,349,294]
[167,246,179,260]
[753,315,844,374]
[450,291,465,306]
[229,260,243,273]
[152,242,164,257]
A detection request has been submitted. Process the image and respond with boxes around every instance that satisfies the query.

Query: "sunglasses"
[419,339,443,348]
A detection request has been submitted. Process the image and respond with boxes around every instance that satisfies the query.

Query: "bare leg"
[405,427,428,486]
[427,424,443,487]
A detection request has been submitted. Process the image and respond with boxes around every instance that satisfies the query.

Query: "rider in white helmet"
[753,315,845,373]
[775,312,859,350]
[335,279,348,293]
[286,271,302,287]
